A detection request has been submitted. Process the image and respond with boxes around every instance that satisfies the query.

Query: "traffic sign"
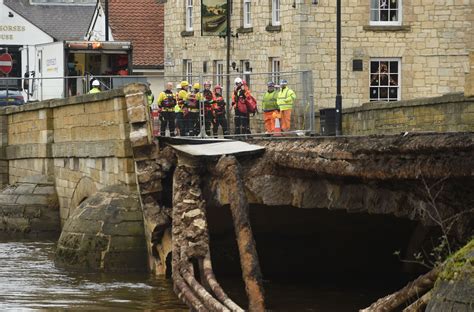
[0,53,13,75]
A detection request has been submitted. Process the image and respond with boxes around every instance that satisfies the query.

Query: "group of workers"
[151,77,296,137]
[90,76,296,136]
[151,80,228,137]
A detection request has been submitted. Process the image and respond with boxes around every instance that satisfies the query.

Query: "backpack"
[237,98,248,114]
[245,95,257,114]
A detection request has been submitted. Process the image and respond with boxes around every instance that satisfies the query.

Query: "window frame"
[183,59,193,82]
[186,0,193,32]
[214,60,224,87]
[240,60,252,87]
[243,0,252,28]
[369,0,402,26]
[369,58,401,102]
[270,58,281,84]
[272,0,280,26]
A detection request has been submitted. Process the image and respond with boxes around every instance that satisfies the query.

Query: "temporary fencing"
[1,70,316,138]
[162,70,315,138]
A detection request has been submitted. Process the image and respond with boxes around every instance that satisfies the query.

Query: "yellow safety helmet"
[193,82,200,89]
[180,81,189,87]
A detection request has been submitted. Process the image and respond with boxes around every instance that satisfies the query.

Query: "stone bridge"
[0,84,472,242]
[0,84,472,310]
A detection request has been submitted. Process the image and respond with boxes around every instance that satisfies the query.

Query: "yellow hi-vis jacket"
[88,87,100,94]
[147,93,155,106]
[276,87,296,111]
[175,89,188,113]
[262,91,278,111]
[157,90,176,112]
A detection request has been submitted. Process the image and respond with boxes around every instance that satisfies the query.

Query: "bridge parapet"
[0,89,136,224]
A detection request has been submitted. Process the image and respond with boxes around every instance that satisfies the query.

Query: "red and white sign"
[0,53,13,75]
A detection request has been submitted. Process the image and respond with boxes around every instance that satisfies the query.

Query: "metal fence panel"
[1,71,315,138]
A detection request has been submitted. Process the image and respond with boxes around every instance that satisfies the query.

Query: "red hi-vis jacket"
[232,85,251,114]
[202,89,214,112]
[212,93,226,115]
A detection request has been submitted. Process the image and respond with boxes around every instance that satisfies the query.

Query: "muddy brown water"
[0,240,404,311]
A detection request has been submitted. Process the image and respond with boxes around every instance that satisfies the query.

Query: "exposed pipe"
[216,156,266,312]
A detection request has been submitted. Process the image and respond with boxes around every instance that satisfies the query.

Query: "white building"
[0,0,95,99]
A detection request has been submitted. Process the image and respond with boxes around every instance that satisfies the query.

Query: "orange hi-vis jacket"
[213,94,226,115]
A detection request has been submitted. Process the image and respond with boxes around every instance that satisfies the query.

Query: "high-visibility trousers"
[264,111,277,133]
[280,109,292,131]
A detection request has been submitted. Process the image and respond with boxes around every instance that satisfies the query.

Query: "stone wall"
[0,175,60,238]
[0,90,135,224]
[340,92,474,135]
[466,51,474,97]
[164,0,472,108]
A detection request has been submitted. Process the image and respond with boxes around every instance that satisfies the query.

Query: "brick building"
[164,0,473,108]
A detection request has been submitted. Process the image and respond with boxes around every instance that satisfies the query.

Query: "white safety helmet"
[176,83,181,90]
[92,79,100,87]
[234,77,243,85]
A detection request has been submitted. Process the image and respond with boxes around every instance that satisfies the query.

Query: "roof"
[4,0,95,41]
[103,0,164,68]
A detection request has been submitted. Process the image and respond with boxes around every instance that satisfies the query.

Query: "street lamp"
[335,0,342,135]
[104,0,109,41]
[225,0,232,125]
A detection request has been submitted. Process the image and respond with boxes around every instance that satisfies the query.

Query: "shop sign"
[0,25,26,41]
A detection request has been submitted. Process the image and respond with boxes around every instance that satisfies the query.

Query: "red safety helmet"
[214,84,222,92]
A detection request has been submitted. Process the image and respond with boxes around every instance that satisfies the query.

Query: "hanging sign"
[201,0,227,36]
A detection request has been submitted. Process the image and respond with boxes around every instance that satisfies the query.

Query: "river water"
[0,240,398,311]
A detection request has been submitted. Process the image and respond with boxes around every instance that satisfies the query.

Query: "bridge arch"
[68,176,98,221]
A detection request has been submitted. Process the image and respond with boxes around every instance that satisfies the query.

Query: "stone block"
[24,205,42,218]
[13,184,36,195]
[16,194,51,206]
[129,128,150,147]
[4,217,30,232]
[127,106,147,123]
[102,221,145,236]
[0,194,19,204]
[125,94,147,109]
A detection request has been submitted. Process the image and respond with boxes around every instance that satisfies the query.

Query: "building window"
[214,60,224,86]
[272,0,280,26]
[370,0,401,25]
[183,59,192,81]
[240,60,252,86]
[243,0,252,28]
[186,0,193,31]
[270,58,280,84]
[370,58,400,102]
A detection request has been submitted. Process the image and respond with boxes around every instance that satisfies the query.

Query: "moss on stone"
[438,239,474,283]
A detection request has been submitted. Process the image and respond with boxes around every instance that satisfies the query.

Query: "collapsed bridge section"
[122,84,473,311]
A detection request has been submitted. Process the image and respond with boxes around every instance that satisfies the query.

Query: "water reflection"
[0,240,187,311]
[0,240,394,311]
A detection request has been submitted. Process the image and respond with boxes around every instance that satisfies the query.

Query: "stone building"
[164,0,473,108]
